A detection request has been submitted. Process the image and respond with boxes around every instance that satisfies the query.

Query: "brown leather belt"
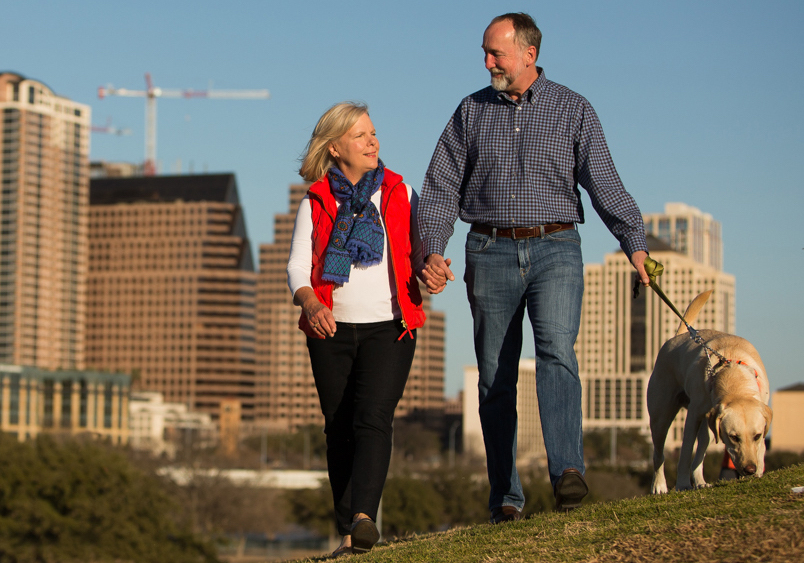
[470,223,575,239]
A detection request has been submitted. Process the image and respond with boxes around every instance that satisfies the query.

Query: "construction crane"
[98,73,270,175]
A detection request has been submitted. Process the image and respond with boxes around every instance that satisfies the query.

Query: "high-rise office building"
[86,174,257,424]
[0,72,90,370]
[643,202,722,271]
[256,183,446,432]
[577,232,735,448]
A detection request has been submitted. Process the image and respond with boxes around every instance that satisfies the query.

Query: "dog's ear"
[707,405,724,444]
[761,403,773,437]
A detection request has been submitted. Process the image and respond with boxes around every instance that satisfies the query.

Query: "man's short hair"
[489,12,542,59]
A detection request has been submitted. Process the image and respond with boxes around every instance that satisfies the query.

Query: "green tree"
[381,476,442,537]
[282,483,335,537]
[426,468,488,527]
[0,434,218,563]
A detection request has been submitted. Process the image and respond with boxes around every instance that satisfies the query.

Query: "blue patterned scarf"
[321,159,385,284]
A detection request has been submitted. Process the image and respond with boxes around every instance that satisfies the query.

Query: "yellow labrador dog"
[648,290,772,494]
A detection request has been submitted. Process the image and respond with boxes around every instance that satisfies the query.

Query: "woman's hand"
[294,287,337,337]
[421,254,453,294]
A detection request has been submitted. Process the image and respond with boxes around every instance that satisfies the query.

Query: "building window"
[104,383,113,429]
[630,290,647,372]
[26,380,32,426]
[9,375,20,425]
[625,379,633,420]
[43,380,54,428]
[635,379,644,420]
[61,380,73,428]
[79,380,88,428]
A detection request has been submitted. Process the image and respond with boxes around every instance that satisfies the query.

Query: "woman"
[287,102,437,557]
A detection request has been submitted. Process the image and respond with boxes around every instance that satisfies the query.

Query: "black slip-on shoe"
[554,468,589,511]
[350,517,380,554]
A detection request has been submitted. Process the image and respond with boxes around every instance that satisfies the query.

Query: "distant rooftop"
[90,173,240,206]
[777,383,804,392]
[645,234,677,253]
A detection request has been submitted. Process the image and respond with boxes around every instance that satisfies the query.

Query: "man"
[418,13,650,522]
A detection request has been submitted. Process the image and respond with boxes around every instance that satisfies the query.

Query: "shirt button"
[515,128,520,132]
[517,106,522,111]
[511,194,515,199]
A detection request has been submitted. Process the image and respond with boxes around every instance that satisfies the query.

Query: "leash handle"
[635,256,730,367]
[633,256,689,324]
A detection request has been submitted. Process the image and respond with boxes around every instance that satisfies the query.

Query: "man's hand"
[631,250,650,286]
[294,287,337,337]
[421,254,455,294]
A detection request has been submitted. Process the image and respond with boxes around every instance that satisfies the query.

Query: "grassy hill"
[294,463,804,562]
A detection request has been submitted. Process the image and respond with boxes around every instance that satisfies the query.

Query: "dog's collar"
[710,357,761,392]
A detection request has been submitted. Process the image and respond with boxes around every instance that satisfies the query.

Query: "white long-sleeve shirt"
[287,184,425,324]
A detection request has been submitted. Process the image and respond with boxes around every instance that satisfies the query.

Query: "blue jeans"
[464,227,585,511]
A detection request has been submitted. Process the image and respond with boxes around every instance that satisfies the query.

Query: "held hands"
[421,254,455,295]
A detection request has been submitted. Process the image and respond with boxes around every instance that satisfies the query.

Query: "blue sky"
[5,0,803,397]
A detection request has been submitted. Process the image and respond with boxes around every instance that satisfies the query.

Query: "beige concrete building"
[86,174,257,424]
[129,391,216,456]
[256,183,446,432]
[0,364,129,443]
[463,360,546,465]
[0,72,90,370]
[769,384,804,454]
[578,236,735,425]
[643,202,723,271]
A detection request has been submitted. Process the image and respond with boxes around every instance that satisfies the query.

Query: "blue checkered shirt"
[419,69,648,259]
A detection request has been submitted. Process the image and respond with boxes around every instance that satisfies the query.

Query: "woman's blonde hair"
[299,102,369,182]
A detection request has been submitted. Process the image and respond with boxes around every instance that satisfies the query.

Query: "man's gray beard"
[491,73,511,91]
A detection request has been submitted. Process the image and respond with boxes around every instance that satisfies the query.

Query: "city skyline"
[4,0,803,396]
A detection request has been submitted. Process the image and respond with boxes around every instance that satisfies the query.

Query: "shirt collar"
[495,67,546,105]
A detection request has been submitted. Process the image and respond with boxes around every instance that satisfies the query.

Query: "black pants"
[307,319,415,536]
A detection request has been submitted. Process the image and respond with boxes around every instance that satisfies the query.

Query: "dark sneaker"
[554,468,589,511]
[490,505,523,524]
[350,518,380,553]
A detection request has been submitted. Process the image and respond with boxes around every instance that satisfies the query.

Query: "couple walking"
[287,12,650,557]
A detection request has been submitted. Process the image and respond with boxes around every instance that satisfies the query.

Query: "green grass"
[294,463,804,562]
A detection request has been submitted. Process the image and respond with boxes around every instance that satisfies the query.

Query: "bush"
[282,483,335,537]
[0,434,218,563]
[764,451,804,472]
[381,476,442,537]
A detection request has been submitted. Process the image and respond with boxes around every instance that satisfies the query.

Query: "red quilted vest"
[298,168,426,339]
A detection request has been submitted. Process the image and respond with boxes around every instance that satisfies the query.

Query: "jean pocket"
[545,228,581,245]
[465,231,492,253]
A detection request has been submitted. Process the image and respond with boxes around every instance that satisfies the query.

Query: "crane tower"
[98,73,270,175]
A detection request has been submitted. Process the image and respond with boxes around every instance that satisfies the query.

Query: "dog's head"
[707,398,772,476]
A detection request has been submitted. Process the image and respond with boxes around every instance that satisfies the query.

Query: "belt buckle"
[538,225,545,238]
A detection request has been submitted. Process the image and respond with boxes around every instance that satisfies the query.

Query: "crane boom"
[98,73,270,175]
